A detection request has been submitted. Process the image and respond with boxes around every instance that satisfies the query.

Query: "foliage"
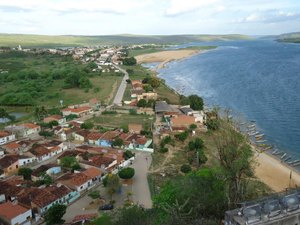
[160,136,172,148]
[214,122,254,207]
[102,110,117,115]
[63,72,92,89]
[121,124,129,133]
[113,205,154,225]
[189,124,197,130]
[188,138,204,151]
[180,164,192,174]
[118,167,135,180]
[149,76,160,88]
[175,131,188,142]
[39,172,53,186]
[197,150,208,166]
[34,106,48,121]
[18,167,33,180]
[188,95,204,110]
[66,114,78,121]
[159,147,169,153]
[106,174,121,200]
[80,122,94,129]
[137,99,147,108]
[88,190,101,199]
[122,57,137,65]
[39,130,54,137]
[59,156,80,170]
[44,204,67,225]
[123,150,135,160]
[153,169,227,223]
[0,108,15,121]
[112,138,124,147]
[92,214,113,225]
[129,109,137,115]
[206,118,220,130]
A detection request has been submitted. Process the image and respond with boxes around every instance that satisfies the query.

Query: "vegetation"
[0,108,15,121]
[105,174,121,201]
[137,99,147,108]
[88,190,101,199]
[175,131,189,142]
[122,57,137,65]
[80,122,94,129]
[0,34,251,48]
[44,204,67,225]
[180,95,204,110]
[59,156,81,171]
[18,167,33,180]
[118,167,135,180]
[123,150,135,160]
[180,164,191,174]
[112,138,124,147]
[0,51,122,107]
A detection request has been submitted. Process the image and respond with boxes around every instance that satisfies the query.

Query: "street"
[112,65,129,106]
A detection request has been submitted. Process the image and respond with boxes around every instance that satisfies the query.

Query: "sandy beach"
[254,148,300,192]
[135,49,201,69]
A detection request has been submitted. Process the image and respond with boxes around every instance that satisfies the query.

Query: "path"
[112,64,129,106]
[131,152,153,208]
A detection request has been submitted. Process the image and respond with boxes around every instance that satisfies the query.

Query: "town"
[0,44,209,225]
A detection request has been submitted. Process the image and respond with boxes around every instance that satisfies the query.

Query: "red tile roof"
[29,145,51,157]
[0,202,30,220]
[171,115,196,127]
[59,173,91,187]
[0,154,19,168]
[4,142,21,149]
[87,132,103,141]
[0,130,12,138]
[88,155,115,168]
[21,123,40,129]
[82,167,101,179]
[72,213,98,223]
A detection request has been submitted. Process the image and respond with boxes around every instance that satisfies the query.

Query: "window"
[16,165,18,169]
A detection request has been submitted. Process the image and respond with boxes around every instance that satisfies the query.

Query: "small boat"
[281,153,287,159]
[293,162,300,167]
[247,124,256,129]
[256,140,267,143]
[250,120,256,123]
[248,131,259,136]
[272,150,278,155]
[274,151,282,156]
[284,157,292,162]
[255,134,265,138]
[240,122,246,125]
[292,160,300,164]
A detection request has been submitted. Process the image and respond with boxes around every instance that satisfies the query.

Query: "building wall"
[10,208,32,225]
[96,140,112,147]
[4,161,19,176]
[18,158,34,166]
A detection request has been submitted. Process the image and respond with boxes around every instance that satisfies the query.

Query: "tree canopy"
[118,167,135,179]
[44,204,67,225]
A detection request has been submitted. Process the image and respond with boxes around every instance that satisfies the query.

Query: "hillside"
[277,32,300,43]
[0,33,251,48]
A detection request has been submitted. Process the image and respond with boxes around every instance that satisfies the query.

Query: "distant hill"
[277,32,300,43]
[0,33,251,48]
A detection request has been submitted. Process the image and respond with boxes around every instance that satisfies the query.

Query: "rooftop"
[0,202,30,220]
[21,123,40,129]
[0,131,12,138]
[82,167,101,179]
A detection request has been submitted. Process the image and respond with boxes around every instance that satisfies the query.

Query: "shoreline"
[135,49,203,70]
[139,51,300,192]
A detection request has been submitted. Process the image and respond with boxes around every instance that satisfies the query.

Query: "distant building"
[225,190,300,225]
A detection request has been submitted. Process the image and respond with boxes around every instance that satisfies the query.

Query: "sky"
[0,0,300,35]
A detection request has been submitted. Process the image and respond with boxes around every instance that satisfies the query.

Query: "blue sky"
[0,0,299,35]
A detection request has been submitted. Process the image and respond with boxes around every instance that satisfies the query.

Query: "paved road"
[131,152,153,208]
[112,65,129,106]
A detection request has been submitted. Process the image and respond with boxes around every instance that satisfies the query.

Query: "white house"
[0,131,15,146]
[0,201,32,225]
[58,173,93,193]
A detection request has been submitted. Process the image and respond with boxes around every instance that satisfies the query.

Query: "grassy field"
[128,48,165,57]
[0,51,123,107]
[0,34,252,48]
[87,113,155,129]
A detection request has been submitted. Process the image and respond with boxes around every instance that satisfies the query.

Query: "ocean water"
[157,39,300,159]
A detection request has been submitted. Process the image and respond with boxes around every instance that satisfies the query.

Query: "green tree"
[189,124,197,130]
[112,138,124,147]
[80,122,94,129]
[106,174,121,201]
[123,150,135,160]
[137,99,147,108]
[121,124,129,133]
[0,108,15,121]
[188,95,204,110]
[118,167,135,180]
[175,131,188,142]
[18,167,33,180]
[44,204,67,225]
[149,76,160,88]
[214,122,254,207]
[122,57,137,65]
[180,164,192,174]
[197,149,208,166]
[60,156,80,169]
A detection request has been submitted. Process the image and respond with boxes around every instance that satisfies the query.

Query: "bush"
[129,109,137,115]
[189,124,197,130]
[80,122,94,129]
[102,110,117,115]
[118,167,135,179]
[180,164,192,174]
[123,150,135,160]
[159,147,169,153]
[39,131,54,137]
[88,190,100,199]
[137,99,147,108]
[175,131,188,142]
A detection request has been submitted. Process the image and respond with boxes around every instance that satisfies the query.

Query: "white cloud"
[237,10,300,23]
[165,0,219,16]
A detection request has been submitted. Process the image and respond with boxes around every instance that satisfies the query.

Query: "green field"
[87,113,154,129]
[0,51,122,107]
[0,34,252,48]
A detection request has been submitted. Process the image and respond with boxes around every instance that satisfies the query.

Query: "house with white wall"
[0,201,32,225]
